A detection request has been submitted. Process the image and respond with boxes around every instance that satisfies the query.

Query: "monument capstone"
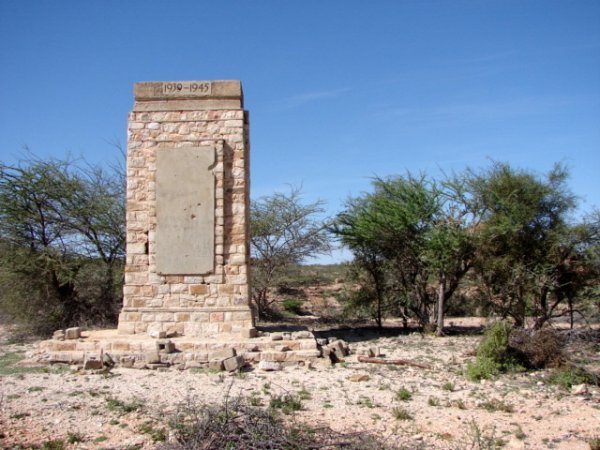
[117,80,256,338]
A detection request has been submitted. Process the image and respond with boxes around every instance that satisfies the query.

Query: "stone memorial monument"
[117,80,255,338]
[38,80,322,370]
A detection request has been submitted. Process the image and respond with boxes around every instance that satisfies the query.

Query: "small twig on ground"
[357,356,432,370]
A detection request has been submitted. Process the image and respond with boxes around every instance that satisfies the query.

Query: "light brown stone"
[189,284,208,295]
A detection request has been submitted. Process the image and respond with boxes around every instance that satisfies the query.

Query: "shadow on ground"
[257,319,485,344]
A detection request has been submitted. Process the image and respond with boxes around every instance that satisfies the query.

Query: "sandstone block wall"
[117,80,254,338]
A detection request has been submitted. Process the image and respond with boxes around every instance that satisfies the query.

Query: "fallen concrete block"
[119,356,135,368]
[149,330,167,339]
[156,340,176,354]
[292,331,313,340]
[83,357,103,370]
[102,352,115,368]
[52,330,65,341]
[369,346,381,357]
[184,361,206,370]
[223,355,244,372]
[65,327,81,340]
[241,327,258,338]
[270,333,283,341]
[258,360,282,371]
[147,363,170,370]
[210,348,236,359]
[146,351,161,364]
[209,359,224,371]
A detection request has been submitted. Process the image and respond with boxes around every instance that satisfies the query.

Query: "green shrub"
[467,356,500,381]
[441,382,455,392]
[67,433,83,444]
[395,387,412,401]
[105,396,144,413]
[269,394,302,415]
[281,298,303,315]
[466,321,523,381]
[547,366,597,389]
[479,398,514,413]
[392,407,413,420]
[41,440,65,450]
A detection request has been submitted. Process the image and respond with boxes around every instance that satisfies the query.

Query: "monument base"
[35,328,323,370]
[117,307,255,338]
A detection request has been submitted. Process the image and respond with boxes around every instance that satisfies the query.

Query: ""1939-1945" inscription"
[162,81,212,96]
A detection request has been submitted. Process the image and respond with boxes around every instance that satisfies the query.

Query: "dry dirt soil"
[0,320,598,450]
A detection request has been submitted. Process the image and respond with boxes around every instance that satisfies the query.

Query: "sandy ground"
[0,321,598,449]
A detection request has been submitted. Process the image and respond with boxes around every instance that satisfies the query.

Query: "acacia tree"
[250,187,331,318]
[467,162,597,328]
[0,154,125,334]
[333,174,474,331]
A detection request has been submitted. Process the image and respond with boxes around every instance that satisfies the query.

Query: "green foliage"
[468,162,597,329]
[463,420,506,449]
[332,172,474,330]
[466,321,523,381]
[467,356,502,382]
[395,387,412,401]
[333,161,597,330]
[391,407,413,420]
[547,366,598,389]
[277,263,347,287]
[0,153,125,335]
[441,382,455,392]
[40,440,66,450]
[282,298,303,315]
[67,433,84,444]
[0,351,47,376]
[269,394,303,415]
[250,186,331,319]
[105,396,144,414]
[139,421,167,442]
[479,398,514,413]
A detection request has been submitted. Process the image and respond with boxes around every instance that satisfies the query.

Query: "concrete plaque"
[156,146,215,274]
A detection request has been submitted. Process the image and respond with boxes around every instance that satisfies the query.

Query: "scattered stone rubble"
[36,328,356,372]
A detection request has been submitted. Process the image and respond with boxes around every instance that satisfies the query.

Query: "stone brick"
[258,361,282,371]
[146,351,161,364]
[209,359,224,371]
[223,355,244,372]
[240,327,257,339]
[65,327,81,340]
[52,330,65,341]
[83,357,103,370]
[112,342,131,352]
[174,313,190,321]
[210,348,236,359]
[209,312,224,322]
[189,284,208,295]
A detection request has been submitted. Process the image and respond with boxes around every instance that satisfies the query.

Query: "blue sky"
[1,1,599,262]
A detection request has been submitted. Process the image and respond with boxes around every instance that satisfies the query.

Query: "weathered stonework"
[117,80,255,338]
